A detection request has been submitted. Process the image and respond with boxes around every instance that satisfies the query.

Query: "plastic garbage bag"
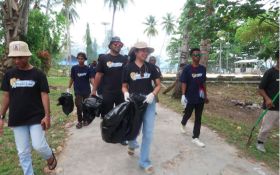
[57,93,74,116]
[101,101,131,143]
[101,94,148,143]
[82,95,103,124]
[126,94,148,140]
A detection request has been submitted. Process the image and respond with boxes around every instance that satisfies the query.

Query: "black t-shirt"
[96,54,128,94]
[122,62,161,95]
[259,67,279,111]
[1,68,49,127]
[71,65,93,96]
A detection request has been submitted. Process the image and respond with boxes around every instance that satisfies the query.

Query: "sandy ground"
[55,104,275,175]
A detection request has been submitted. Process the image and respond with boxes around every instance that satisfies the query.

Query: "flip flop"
[144,165,155,174]
[47,152,57,170]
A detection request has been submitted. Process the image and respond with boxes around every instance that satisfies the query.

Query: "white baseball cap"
[8,41,32,57]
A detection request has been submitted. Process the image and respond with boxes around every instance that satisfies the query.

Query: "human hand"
[66,88,70,93]
[144,93,155,104]
[124,92,130,102]
[181,95,187,106]
[205,97,209,104]
[41,116,51,131]
[265,98,274,109]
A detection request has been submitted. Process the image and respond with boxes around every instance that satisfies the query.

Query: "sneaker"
[192,138,205,147]
[180,125,187,134]
[120,140,128,146]
[256,143,266,153]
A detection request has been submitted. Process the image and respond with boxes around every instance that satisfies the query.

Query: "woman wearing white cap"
[0,41,57,175]
[122,42,161,174]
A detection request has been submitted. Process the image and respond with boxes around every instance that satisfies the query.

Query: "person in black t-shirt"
[180,48,209,148]
[256,50,279,153]
[122,42,161,174]
[0,41,57,174]
[92,37,128,117]
[68,52,94,129]
[149,56,162,105]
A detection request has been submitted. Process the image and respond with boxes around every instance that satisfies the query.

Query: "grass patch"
[0,76,75,175]
[159,92,279,172]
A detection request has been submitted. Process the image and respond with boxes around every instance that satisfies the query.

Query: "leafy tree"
[84,23,94,62]
[143,15,158,44]
[92,38,98,60]
[235,17,279,60]
[162,13,176,36]
[104,0,132,37]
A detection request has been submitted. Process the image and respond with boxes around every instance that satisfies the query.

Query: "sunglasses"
[112,42,123,47]
[192,54,201,57]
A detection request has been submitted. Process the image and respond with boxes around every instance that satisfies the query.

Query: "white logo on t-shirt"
[107,61,123,68]
[77,73,87,77]
[192,73,203,78]
[130,72,151,80]
[10,78,35,88]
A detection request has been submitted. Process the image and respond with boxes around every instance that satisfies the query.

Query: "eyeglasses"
[112,42,123,47]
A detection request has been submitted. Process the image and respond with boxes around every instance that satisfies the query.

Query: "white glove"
[144,93,155,104]
[181,95,187,107]
[66,88,70,93]
[124,92,130,102]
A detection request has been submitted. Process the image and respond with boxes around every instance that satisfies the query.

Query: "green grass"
[159,92,279,172]
[0,76,74,175]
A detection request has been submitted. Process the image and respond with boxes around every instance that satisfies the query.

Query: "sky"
[70,0,186,58]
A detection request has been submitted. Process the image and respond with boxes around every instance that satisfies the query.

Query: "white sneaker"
[256,143,266,153]
[180,125,187,134]
[192,138,205,147]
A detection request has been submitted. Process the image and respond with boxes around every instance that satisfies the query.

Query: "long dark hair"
[129,49,138,62]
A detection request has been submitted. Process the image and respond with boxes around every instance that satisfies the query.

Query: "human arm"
[92,72,104,96]
[204,83,209,104]
[41,92,51,130]
[0,92,10,136]
[259,89,274,108]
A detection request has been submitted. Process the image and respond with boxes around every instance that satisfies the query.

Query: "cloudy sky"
[71,0,186,57]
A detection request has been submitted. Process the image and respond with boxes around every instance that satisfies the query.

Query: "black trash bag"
[82,95,103,124]
[101,101,131,143]
[57,93,74,116]
[126,94,148,140]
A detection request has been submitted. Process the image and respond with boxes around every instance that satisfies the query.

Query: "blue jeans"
[128,100,156,169]
[12,124,53,175]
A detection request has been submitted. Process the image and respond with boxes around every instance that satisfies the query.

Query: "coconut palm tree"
[62,0,81,67]
[143,15,158,44]
[0,0,30,79]
[160,13,176,55]
[104,0,131,37]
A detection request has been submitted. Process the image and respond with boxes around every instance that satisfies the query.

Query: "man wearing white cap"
[0,41,57,175]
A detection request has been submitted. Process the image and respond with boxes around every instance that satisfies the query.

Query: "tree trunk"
[66,7,71,69]
[111,7,116,38]
[170,27,189,98]
[0,0,30,79]
[199,39,211,68]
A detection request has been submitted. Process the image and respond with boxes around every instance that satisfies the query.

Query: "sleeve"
[70,66,75,80]
[96,58,105,73]
[39,72,50,93]
[1,72,10,92]
[122,65,129,83]
[180,67,188,83]
[151,65,161,80]
[259,69,270,89]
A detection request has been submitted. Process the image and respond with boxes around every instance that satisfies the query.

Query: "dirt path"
[55,104,275,175]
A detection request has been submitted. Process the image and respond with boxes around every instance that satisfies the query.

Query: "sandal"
[47,152,57,170]
[128,147,135,156]
[144,165,155,174]
[76,122,83,129]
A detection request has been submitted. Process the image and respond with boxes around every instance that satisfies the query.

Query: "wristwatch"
[0,115,5,120]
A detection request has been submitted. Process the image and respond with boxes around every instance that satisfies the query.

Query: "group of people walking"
[0,38,278,175]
